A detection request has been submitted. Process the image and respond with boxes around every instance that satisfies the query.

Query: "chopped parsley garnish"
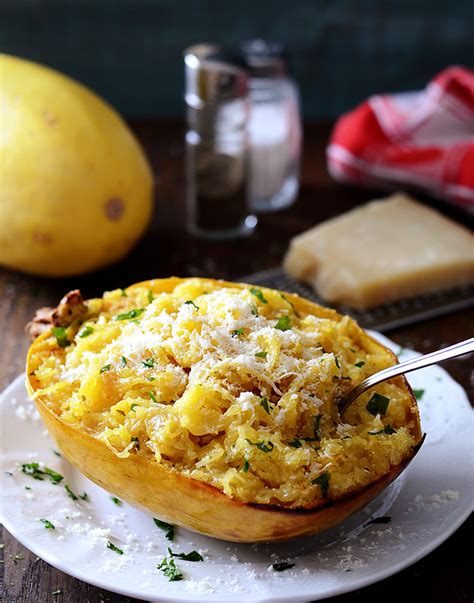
[366,393,390,416]
[100,364,112,374]
[120,356,128,367]
[243,459,250,473]
[413,388,425,400]
[274,315,291,331]
[131,436,139,448]
[259,397,271,414]
[65,484,78,501]
[168,547,203,562]
[288,439,302,448]
[272,561,295,572]
[78,325,94,338]
[250,304,259,316]
[141,357,155,368]
[153,518,175,541]
[79,492,89,501]
[250,287,268,304]
[25,486,31,490]
[114,308,144,321]
[147,290,154,304]
[231,328,245,337]
[246,438,274,453]
[110,496,122,506]
[354,361,365,368]
[149,391,158,403]
[157,556,183,581]
[120,288,128,297]
[21,463,63,484]
[40,518,55,529]
[107,540,124,555]
[279,292,300,316]
[184,300,199,310]
[52,449,61,457]
[312,471,330,497]
[314,413,323,440]
[130,403,139,412]
[369,425,396,436]
[51,327,70,348]
[255,351,268,358]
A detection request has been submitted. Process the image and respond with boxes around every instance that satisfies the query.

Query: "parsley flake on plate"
[255,351,268,358]
[158,556,183,581]
[168,547,203,562]
[40,518,55,529]
[110,496,122,506]
[153,518,175,541]
[231,328,245,337]
[106,540,124,555]
[272,561,295,572]
[21,463,63,484]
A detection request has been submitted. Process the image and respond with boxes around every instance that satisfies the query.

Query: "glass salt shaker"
[241,40,302,213]
[184,45,257,240]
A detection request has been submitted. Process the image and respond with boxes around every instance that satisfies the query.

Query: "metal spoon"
[339,337,474,415]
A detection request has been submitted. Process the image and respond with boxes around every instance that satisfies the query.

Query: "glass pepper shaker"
[240,40,302,213]
[184,45,257,240]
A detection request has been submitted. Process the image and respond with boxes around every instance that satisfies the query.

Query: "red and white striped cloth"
[327,66,474,211]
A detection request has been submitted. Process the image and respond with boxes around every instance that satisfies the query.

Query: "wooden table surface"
[1,121,472,603]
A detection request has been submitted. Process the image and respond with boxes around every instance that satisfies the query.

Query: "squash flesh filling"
[30,279,417,508]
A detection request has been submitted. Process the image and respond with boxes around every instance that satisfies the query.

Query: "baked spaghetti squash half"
[26,277,423,542]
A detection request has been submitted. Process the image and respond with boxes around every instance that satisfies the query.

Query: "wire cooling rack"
[242,267,474,332]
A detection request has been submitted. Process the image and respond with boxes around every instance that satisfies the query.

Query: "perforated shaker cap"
[240,39,288,78]
[184,44,249,109]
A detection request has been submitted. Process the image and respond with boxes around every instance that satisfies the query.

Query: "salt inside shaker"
[184,45,257,240]
[241,40,302,213]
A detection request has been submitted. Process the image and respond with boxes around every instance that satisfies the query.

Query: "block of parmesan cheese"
[283,194,474,309]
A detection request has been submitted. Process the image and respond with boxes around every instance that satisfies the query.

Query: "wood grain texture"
[0,0,473,118]
[0,120,472,602]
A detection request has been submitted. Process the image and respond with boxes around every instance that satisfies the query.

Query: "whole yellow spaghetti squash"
[0,53,153,276]
[26,278,422,542]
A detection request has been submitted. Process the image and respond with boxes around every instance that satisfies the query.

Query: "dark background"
[1,0,474,119]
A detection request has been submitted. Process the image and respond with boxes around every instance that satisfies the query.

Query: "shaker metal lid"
[184,44,248,108]
[240,39,287,78]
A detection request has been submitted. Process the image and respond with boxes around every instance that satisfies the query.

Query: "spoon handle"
[339,337,474,415]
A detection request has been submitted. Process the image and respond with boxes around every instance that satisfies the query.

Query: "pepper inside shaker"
[184,45,257,240]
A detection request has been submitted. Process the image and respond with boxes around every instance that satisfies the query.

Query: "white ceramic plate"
[1,333,472,603]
